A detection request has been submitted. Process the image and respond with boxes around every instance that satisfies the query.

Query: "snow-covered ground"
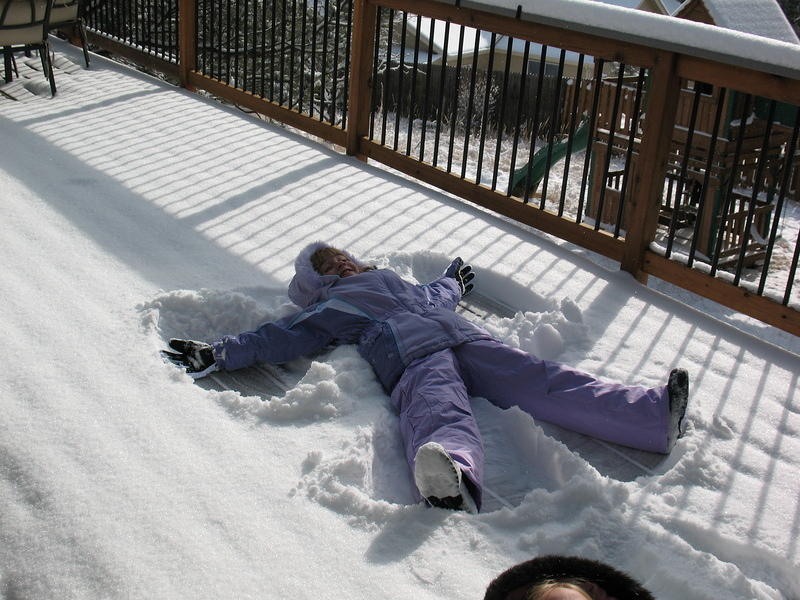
[2,41,800,599]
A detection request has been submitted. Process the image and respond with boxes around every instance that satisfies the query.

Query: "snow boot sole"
[414,442,476,513]
[666,368,689,452]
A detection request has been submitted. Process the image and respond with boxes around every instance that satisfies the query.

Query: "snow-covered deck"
[1,41,799,599]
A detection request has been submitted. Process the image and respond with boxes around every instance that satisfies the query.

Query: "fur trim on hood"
[287,241,366,308]
[483,555,655,600]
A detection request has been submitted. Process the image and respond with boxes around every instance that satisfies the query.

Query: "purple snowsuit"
[212,242,671,509]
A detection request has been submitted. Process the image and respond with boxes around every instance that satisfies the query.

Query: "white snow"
[699,0,800,44]
[2,42,800,600]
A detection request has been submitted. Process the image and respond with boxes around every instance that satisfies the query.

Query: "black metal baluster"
[157,0,162,57]
[446,23,465,173]
[295,0,308,113]
[593,66,625,228]
[368,6,383,139]
[164,0,169,61]
[129,0,135,48]
[393,11,408,151]
[576,58,605,224]
[279,0,287,104]
[117,0,123,42]
[262,0,271,97]
[196,0,203,75]
[380,8,394,146]
[507,40,531,197]
[145,0,150,55]
[270,0,278,101]
[760,107,800,297]
[254,1,261,88]
[157,0,162,56]
[781,133,800,304]
[665,83,703,257]
[210,0,217,79]
[162,0,168,58]
[289,0,297,109]
[340,0,353,128]
[419,16,437,162]
[243,0,250,90]
[432,18,452,168]
[612,66,645,232]
[475,32,496,186]
[320,0,329,119]
[151,0,158,59]
[460,30,482,180]
[556,55,586,213]
[405,13,423,156]
[521,45,547,204]
[121,0,127,44]
[309,0,318,114]
[783,218,800,306]
[491,33,514,191]
[688,87,727,267]
[170,0,176,60]
[251,0,260,93]
[225,0,233,84]
[147,0,153,54]
[732,100,776,285]
[330,0,341,125]
[710,93,753,276]
[539,49,566,210]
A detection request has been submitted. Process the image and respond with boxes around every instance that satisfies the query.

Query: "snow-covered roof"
[595,0,642,9]
[656,0,685,13]
[497,35,594,66]
[405,17,593,66]
[428,0,800,79]
[410,18,494,56]
[678,0,800,44]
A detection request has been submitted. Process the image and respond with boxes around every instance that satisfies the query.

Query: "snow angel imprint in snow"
[161,242,691,513]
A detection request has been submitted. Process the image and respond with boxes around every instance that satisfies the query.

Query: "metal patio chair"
[48,0,88,67]
[1,0,57,96]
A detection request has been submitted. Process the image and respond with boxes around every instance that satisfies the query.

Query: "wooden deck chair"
[1,0,56,95]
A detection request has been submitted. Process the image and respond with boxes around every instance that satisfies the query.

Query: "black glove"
[161,339,218,376]
[444,257,475,296]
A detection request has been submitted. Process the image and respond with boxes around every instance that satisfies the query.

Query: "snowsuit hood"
[288,241,367,308]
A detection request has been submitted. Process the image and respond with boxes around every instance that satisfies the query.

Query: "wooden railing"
[79,0,800,336]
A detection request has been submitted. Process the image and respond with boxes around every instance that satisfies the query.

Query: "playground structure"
[509,118,590,198]
[575,78,798,267]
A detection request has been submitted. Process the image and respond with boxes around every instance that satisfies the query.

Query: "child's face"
[319,253,359,278]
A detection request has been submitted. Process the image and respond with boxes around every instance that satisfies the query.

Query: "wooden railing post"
[178,0,197,90]
[620,51,681,282]
[346,0,378,159]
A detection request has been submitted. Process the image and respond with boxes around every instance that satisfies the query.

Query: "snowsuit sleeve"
[211,307,370,371]
[420,276,462,311]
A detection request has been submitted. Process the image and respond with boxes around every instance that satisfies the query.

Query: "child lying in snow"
[164,242,690,512]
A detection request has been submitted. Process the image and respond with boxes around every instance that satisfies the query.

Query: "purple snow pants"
[390,339,670,509]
